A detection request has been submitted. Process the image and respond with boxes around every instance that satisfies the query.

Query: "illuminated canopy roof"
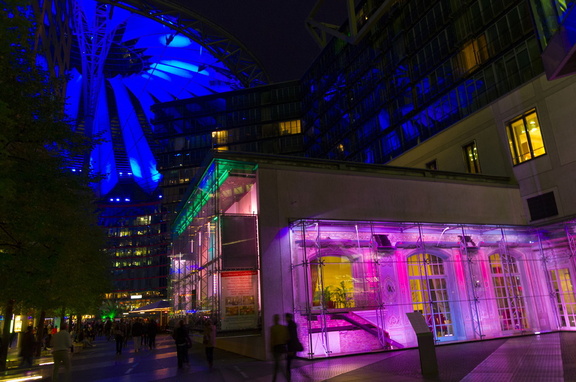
[34,0,268,197]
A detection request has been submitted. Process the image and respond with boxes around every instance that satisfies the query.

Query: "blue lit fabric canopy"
[36,0,267,196]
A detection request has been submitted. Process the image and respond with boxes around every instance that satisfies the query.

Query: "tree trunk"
[0,299,16,372]
[60,307,66,329]
[35,309,46,357]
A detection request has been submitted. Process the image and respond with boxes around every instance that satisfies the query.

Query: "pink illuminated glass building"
[169,151,576,360]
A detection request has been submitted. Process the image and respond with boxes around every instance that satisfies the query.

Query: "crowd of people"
[12,316,160,379]
[13,314,304,381]
[108,317,159,355]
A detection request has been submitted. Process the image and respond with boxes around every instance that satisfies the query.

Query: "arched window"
[310,256,354,309]
[550,268,576,327]
[489,253,528,331]
[408,253,454,339]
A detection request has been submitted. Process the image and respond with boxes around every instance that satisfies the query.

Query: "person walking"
[19,326,35,368]
[104,319,112,341]
[131,318,144,353]
[173,320,191,369]
[270,314,289,382]
[285,313,303,381]
[52,323,72,382]
[203,319,216,370]
[147,319,158,349]
[141,319,149,349]
[113,320,126,355]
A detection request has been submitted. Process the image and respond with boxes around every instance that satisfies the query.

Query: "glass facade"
[170,159,260,331]
[300,0,543,164]
[152,81,304,223]
[290,219,576,357]
[530,0,574,49]
[99,199,169,311]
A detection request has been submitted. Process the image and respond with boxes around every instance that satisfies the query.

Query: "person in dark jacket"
[147,319,158,349]
[19,326,35,368]
[131,318,144,353]
[173,320,191,368]
[113,321,126,355]
[203,319,217,369]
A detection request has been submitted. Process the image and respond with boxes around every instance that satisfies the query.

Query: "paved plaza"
[1,331,575,381]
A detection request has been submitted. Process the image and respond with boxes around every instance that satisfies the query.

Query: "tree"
[0,0,111,370]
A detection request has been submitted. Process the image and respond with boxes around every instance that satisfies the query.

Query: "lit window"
[462,141,480,174]
[506,109,546,165]
[550,268,576,328]
[310,256,354,309]
[211,130,228,145]
[408,253,455,339]
[489,253,529,331]
[457,35,489,74]
[279,120,301,135]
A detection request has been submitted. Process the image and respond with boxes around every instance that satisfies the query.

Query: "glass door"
[550,268,576,327]
[408,253,455,341]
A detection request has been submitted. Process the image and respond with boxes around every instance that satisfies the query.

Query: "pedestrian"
[147,319,157,349]
[131,318,144,353]
[113,320,126,355]
[19,326,35,368]
[52,323,72,382]
[104,319,112,341]
[270,314,289,382]
[203,319,216,370]
[123,320,131,347]
[285,313,303,380]
[141,319,149,348]
[173,320,192,368]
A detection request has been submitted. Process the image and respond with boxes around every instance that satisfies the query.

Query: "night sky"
[181,1,347,83]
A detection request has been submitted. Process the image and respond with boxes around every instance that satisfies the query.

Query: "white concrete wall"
[254,162,526,359]
[389,73,576,223]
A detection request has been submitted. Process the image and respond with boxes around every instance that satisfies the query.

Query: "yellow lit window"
[211,130,228,145]
[279,120,301,135]
[462,141,480,174]
[457,35,488,74]
[310,256,354,309]
[506,109,546,165]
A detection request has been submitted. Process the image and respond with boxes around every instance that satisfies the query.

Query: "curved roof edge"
[103,0,270,88]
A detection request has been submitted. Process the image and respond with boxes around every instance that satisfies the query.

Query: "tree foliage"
[0,0,111,370]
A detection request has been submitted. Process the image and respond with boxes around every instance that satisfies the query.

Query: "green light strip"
[172,159,257,237]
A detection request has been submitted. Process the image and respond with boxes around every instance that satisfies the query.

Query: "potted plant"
[314,286,335,308]
[334,281,353,308]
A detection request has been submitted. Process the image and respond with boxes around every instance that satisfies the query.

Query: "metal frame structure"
[102,0,269,88]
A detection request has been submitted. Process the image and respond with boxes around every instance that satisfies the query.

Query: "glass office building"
[301,0,543,162]
[151,81,304,223]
